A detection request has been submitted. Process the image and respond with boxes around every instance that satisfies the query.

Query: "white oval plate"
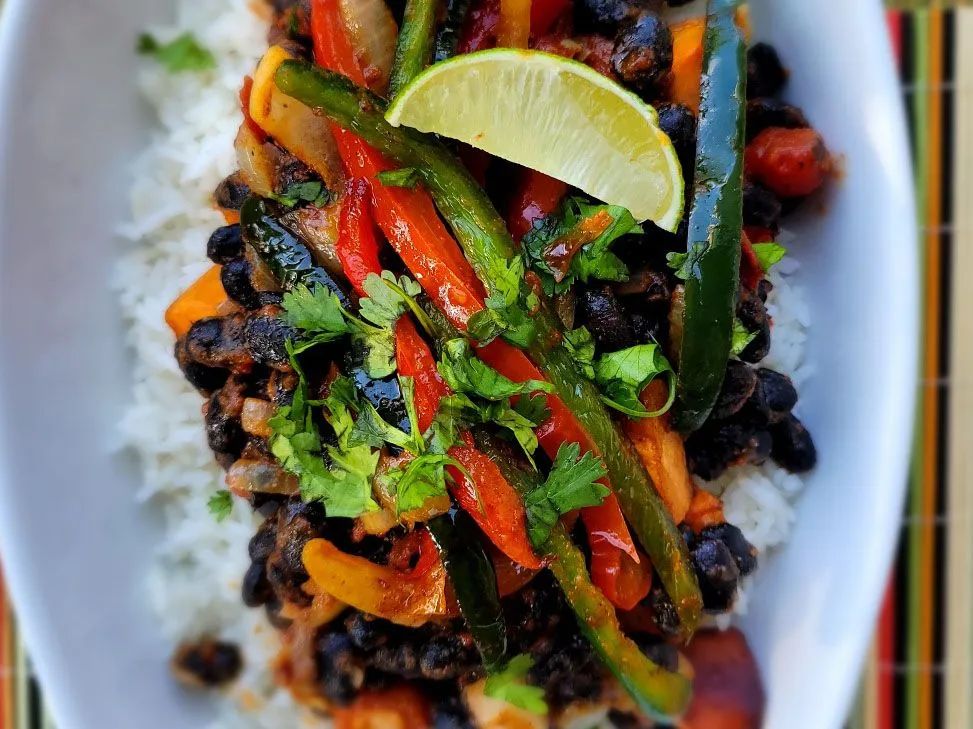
[0,1,916,727]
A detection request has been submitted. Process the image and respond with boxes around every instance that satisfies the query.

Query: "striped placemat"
[0,6,969,729]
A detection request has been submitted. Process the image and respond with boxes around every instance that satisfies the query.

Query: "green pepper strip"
[428,510,508,672]
[275,60,702,637]
[389,0,441,98]
[671,0,746,433]
[242,195,509,670]
[475,433,694,721]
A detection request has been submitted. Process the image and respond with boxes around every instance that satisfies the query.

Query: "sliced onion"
[234,123,277,198]
[338,0,398,93]
[226,459,298,496]
[249,46,344,191]
[241,398,276,437]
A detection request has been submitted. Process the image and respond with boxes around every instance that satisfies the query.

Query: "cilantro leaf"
[666,242,707,281]
[359,271,422,330]
[593,343,675,418]
[751,241,787,272]
[562,326,596,379]
[274,180,331,208]
[524,443,609,547]
[472,256,537,347]
[731,318,758,357]
[207,490,233,522]
[484,655,549,715]
[280,284,351,338]
[269,362,380,519]
[522,196,641,295]
[384,453,458,513]
[438,339,552,401]
[137,32,216,73]
[377,167,421,189]
[512,394,552,430]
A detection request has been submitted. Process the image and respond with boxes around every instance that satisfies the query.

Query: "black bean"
[244,315,294,369]
[645,583,681,638]
[174,338,229,394]
[249,518,278,561]
[635,637,679,673]
[656,103,697,165]
[746,97,810,141]
[221,258,262,310]
[692,538,741,612]
[686,420,770,480]
[370,642,421,677]
[214,172,251,210]
[531,631,603,707]
[241,561,273,607]
[743,182,783,231]
[757,368,798,417]
[206,224,244,264]
[736,289,771,363]
[433,693,476,729]
[315,630,366,705]
[608,710,654,729]
[345,613,390,652]
[264,598,291,629]
[771,413,817,472]
[575,0,651,33]
[274,154,318,196]
[171,640,242,688]
[712,360,758,420]
[612,12,674,98]
[185,316,250,371]
[747,42,788,98]
[266,507,320,607]
[701,523,758,576]
[577,285,637,352]
[757,278,774,303]
[419,635,478,680]
[205,392,246,456]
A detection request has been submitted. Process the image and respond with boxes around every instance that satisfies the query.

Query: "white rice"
[116,1,812,726]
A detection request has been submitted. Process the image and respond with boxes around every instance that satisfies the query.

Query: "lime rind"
[385,49,684,232]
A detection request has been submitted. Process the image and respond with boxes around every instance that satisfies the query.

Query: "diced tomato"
[530,0,571,37]
[745,127,831,198]
[681,629,766,729]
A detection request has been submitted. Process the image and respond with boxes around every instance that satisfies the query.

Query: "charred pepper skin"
[671,0,746,433]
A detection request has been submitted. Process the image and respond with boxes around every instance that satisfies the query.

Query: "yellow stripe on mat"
[945,9,973,729]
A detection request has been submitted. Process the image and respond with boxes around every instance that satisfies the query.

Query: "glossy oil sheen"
[0,1,916,729]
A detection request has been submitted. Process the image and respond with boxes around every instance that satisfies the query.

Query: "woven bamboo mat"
[0,5,969,729]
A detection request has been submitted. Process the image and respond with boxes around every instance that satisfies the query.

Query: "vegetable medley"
[160,0,829,725]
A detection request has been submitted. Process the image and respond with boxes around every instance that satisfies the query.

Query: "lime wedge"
[385,49,684,231]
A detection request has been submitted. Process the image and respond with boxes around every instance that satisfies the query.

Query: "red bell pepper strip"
[478,339,648,609]
[458,0,501,53]
[739,232,763,291]
[448,437,544,570]
[529,0,570,37]
[336,178,384,297]
[507,169,569,242]
[395,319,450,434]
[312,0,487,331]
